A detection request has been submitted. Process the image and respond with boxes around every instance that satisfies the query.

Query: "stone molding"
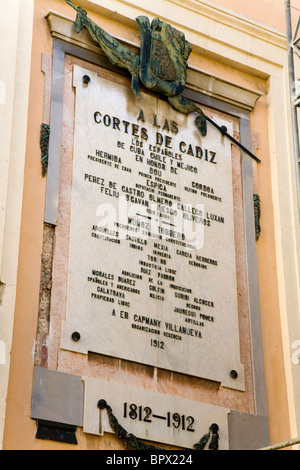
[46,11,263,112]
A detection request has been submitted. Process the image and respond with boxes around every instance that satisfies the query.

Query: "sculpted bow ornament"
[65,0,260,162]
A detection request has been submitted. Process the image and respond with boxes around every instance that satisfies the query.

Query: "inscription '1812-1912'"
[123,401,195,432]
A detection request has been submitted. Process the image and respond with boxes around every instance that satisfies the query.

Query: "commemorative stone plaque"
[83,377,230,449]
[61,65,244,391]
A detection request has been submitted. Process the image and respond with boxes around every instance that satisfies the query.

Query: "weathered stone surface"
[61,66,244,391]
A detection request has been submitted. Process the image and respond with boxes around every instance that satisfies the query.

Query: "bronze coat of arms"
[66,0,207,136]
[65,0,259,161]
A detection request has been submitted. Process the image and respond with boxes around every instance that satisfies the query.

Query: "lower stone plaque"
[61,65,244,391]
[83,378,230,449]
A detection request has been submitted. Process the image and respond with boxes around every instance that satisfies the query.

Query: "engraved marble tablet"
[83,377,230,449]
[61,65,244,391]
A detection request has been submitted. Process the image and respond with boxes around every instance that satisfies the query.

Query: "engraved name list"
[61,66,244,391]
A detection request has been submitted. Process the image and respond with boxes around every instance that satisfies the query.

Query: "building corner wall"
[1,0,300,451]
[0,0,34,449]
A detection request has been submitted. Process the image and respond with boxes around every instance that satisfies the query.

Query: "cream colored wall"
[206,0,300,32]
[2,0,300,449]
[0,0,34,449]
